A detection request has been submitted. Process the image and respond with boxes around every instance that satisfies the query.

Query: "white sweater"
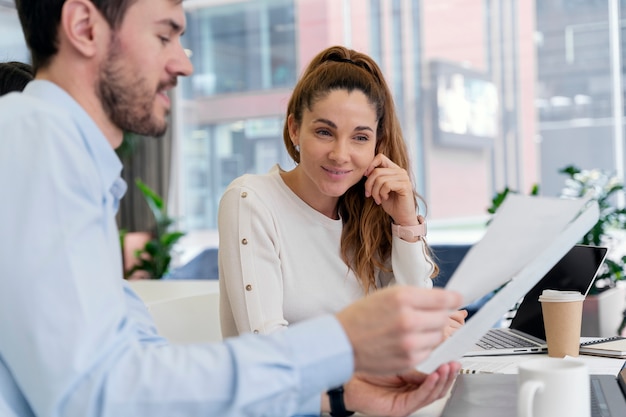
[218,165,434,337]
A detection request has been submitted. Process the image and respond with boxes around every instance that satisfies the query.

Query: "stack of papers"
[417,194,599,373]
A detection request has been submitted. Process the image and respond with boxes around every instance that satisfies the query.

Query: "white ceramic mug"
[517,358,590,417]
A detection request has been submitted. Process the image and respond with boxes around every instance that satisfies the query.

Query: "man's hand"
[342,363,461,417]
[335,286,462,375]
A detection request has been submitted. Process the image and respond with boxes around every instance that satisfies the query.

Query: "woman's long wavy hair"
[283,45,437,293]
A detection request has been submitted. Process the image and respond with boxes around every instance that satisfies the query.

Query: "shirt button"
[241,238,248,245]
[246,284,252,291]
[253,330,259,334]
[241,192,247,198]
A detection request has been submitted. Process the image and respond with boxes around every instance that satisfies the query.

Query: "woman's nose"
[329,140,349,163]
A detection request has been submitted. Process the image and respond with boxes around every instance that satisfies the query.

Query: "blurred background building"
[1,0,625,252]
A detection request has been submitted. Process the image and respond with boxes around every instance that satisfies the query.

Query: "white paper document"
[417,194,599,373]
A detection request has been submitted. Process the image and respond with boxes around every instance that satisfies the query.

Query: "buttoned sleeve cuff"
[391,236,434,288]
[287,315,354,416]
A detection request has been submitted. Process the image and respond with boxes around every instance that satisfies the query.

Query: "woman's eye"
[159,36,170,45]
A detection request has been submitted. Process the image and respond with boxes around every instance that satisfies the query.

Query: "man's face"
[97,0,192,137]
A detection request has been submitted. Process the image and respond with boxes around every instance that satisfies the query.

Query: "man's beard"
[97,40,170,138]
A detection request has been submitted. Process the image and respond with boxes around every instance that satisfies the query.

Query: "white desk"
[128,279,219,304]
[128,280,222,343]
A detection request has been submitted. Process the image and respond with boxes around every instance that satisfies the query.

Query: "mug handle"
[518,380,544,417]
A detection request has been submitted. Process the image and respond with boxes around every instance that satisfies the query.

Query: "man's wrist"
[327,386,355,417]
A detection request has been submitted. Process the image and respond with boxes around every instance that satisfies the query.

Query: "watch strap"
[391,216,427,240]
[328,386,354,417]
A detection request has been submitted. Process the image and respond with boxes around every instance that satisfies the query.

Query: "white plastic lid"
[538,289,585,302]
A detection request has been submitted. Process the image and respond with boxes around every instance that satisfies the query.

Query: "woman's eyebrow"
[312,118,337,128]
[312,118,374,133]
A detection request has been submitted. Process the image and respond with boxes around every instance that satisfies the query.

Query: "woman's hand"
[341,362,461,417]
[444,309,468,339]
[364,153,418,226]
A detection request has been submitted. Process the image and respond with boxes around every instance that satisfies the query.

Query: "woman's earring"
[294,144,300,152]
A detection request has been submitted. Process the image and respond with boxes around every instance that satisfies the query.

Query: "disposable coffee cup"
[539,289,585,358]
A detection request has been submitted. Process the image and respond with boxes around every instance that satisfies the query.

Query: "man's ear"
[287,114,300,147]
[59,0,108,59]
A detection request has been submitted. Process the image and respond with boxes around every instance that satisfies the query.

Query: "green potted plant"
[121,178,185,279]
[558,165,626,337]
[559,165,626,294]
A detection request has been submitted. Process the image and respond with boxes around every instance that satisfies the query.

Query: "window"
[181,117,289,229]
[183,0,296,97]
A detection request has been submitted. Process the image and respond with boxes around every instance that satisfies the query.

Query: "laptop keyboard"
[591,378,612,417]
[476,329,541,349]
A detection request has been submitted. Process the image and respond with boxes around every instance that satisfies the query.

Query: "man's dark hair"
[14,0,137,71]
[0,61,34,95]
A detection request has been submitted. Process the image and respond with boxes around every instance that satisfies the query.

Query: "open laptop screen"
[509,244,608,341]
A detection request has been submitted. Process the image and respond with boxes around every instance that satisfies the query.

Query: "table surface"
[336,351,626,417]
[128,281,625,416]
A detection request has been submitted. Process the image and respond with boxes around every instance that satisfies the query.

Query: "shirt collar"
[23,80,127,201]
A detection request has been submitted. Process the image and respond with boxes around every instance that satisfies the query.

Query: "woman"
[0,61,33,96]
[219,45,465,337]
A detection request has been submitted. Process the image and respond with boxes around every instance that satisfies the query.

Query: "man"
[0,1,463,416]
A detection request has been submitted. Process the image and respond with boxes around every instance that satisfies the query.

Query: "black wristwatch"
[327,386,355,417]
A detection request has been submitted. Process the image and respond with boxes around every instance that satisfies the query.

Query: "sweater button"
[241,238,248,245]
[241,192,247,198]
[246,284,253,291]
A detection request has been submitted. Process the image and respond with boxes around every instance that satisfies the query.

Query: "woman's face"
[288,89,378,212]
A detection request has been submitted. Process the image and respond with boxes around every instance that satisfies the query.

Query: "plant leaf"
[135,178,165,223]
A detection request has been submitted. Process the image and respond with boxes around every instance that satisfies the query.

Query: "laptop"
[441,362,626,417]
[464,244,608,357]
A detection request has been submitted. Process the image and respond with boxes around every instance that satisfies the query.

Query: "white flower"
[560,168,618,202]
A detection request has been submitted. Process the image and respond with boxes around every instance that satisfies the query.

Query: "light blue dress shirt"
[0,80,354,417]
